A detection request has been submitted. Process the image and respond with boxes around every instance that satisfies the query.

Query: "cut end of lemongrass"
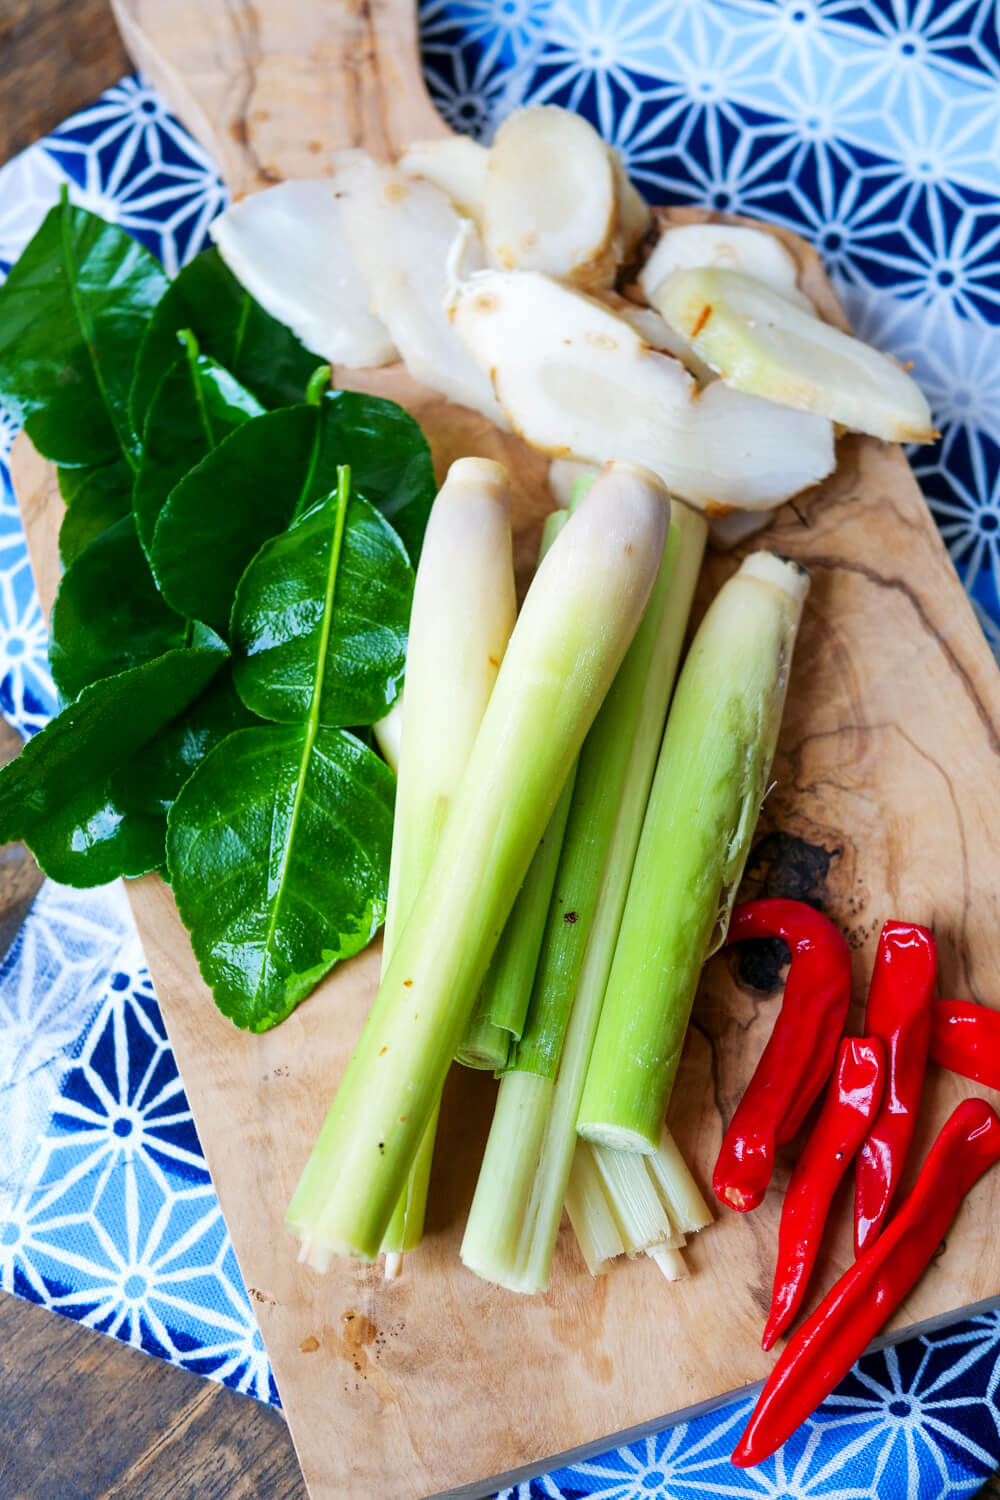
[738,549,811,606]
[578,1122,658,1153]
[484,106,618,288]
[648,1244,689,1281]
[653,265,936,444]
[383,1250,404,1280]
[648,1127,714,1235]
[294,1230,375,1273]
[444,455,511,494]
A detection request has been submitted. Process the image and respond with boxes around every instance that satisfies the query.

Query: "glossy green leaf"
[49,516,187,701]
[113,665,260,816]
[0,196,167,467]
[232,489,412,728]
[133,343,263,554]
[130,247,320,430]
[58,461,133,567]
[0,647,227,886]
[167,723,395,1031]
[150,390,435,631]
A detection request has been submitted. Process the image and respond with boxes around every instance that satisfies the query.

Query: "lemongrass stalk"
[565,1141,625,1275]
[457,509,575,1071]
[373,698,403,774]
[461,502,707,1292]
[648,1245,688,1281]
[517,501,706,1082]
[287,462,669,1265]
[588,1141,683,1254]
[375,457,516,1264]
[567,1126,709,1275]
[647,1126,713,1234]
[578,552,810,1153]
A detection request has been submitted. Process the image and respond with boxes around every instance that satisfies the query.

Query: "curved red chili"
[733,1097,1000,1469]
[854,921,937,1255]
[929,1000,1000,1090]
[762,1035,884,1350]
[713,899,852,1212]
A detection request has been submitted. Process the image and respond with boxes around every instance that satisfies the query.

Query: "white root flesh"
[607,148,651,260]
[450,267,835,512]
[209,174,397,369]
[483,106,619,289]
[398,137,489,226]
[601,292,716,385]
[653,266,937,444]
[640,222,814,313]
[336,161,508,425]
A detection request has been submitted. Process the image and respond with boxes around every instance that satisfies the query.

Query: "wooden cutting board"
[10,2,1000,1496]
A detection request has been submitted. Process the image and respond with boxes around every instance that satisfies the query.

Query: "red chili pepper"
[733,1097,1000,1468]
[713,899,852,1212]
[761,1036,884,1351]
[929,1000,1000,1090]
[854,921,937,1255]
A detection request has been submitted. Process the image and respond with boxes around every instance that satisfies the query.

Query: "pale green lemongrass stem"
[565,1141,625,1276]
[373,698,403,775]
[580,1126,712,1262]
[647,1125,713,1235]
[456,763,575,1067]
[287,462,669,1264]
[375,457,516,1260]
[648,1244,688,1282]
[588,1143,683,1254]
[577,551,810,1153]
[516,501,707,1081]
[461,502,707,1292]
[457,509,575,1070]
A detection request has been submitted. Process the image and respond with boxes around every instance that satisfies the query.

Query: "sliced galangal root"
[483,106,621,289]
[398,137,489,226]
[640,223,813,312]
[653,266,936,443]
[337,160,509,426]
[601,291,716,385]
[210,176,398,369]
[449,267,835,512]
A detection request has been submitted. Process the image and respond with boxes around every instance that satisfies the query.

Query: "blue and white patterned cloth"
[2,6,1000,1496]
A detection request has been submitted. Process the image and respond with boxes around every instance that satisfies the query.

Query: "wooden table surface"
[0,2,306,1493]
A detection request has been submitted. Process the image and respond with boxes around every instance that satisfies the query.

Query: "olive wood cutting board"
[9,1,1000,1495]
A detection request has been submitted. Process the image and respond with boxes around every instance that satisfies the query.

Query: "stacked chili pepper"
[715,898,1000,1469]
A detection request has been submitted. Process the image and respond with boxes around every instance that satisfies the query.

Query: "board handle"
[111,0,451,198]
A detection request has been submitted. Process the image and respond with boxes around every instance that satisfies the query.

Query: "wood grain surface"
[0,0,130,162]
[0,1291,306,1500]
[9,1,1000,1497]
